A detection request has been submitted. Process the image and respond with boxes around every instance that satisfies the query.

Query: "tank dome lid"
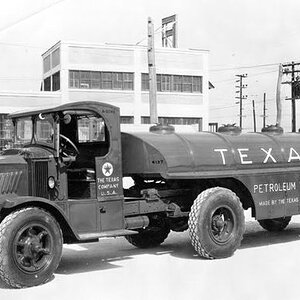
[217,124,242,135]
[149,123,175,134]
[261,124,283,135]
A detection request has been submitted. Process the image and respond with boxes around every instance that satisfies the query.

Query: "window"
[51,48,60,68]
[123,73,134,90]
[142,73,149,91]
[69,70,79,88]
[141,116,202,131]
[141,73,202,93]
[80,71,91,88]
[182,76,193,92]
[43,55,50,74]
[102,72,112,89]
[0,115,13,150]
[52,72,60,91]
[120,116,134,124]
[69,71,134,91]
[209,122,218,132]
[16,118,32,144]
[44,77,51,91]
[156,74,161,92]
[78,116,107,143]
[193,76,202,93]
[113,72,123,90]
[91,71,101,89]
[161,75,171,92]
[36,116,54,145]
[173,75,182,92]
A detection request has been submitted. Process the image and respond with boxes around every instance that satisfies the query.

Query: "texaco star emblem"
[102,162,113,177]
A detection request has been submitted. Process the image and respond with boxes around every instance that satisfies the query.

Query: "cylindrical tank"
[121,129,300,179]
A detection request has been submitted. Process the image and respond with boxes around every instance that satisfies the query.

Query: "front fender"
[0,195,80,242]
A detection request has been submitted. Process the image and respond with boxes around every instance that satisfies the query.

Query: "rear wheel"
[188,187,245,259]
[258,217,291,232]
[0,207,63,288]
[125,215,170,248]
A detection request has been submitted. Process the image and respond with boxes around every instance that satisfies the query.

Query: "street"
[1,211,300,300]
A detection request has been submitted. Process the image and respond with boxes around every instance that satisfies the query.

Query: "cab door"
[94,109,124,232]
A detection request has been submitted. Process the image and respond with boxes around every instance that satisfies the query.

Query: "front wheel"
[0,207,63,288]
[188,187,245,259]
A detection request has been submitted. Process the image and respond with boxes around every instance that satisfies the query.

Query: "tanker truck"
[0,101,299,288]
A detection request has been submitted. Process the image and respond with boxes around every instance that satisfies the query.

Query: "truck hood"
[0,152,28,196]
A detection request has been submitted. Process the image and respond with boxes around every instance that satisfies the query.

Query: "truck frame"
[0,101,298,288]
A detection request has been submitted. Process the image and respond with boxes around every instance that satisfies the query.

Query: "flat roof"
[42,40,209,57]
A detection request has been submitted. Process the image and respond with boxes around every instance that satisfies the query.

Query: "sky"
[1,0,300,131]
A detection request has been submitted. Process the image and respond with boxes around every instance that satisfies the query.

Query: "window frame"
[141,73,203,94]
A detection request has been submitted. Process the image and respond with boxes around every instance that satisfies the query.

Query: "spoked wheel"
[13,224,53,273]
[189,187,245,259]
[0,207,63,288]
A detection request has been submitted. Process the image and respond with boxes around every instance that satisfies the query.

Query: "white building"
[41,41,210,131]
[0,40,210,148]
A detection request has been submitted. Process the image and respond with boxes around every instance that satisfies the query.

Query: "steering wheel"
[59,134,79,158]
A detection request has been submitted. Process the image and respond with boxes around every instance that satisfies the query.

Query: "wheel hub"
[209,207,234,244]
[14,225,52,273]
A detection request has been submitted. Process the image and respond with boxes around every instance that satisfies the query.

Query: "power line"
[213,69,278,84]
[211,63,279,72]
[0,41,43,49]
[136,24,162,45]
[0,0,66,33]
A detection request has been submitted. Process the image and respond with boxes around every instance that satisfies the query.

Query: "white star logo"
[102,162,113,177]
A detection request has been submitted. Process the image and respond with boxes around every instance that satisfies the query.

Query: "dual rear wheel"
[188,187,245,259]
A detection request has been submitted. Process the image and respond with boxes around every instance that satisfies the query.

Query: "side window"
[77,116,107,143]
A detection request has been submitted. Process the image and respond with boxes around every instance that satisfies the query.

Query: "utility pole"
[235,74,248,129]
[262,93,267,128]
[147,17,158,124]
[252,99,256,132]
[282,62,300,132]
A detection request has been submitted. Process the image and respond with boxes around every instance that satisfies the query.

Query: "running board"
[78,229,138,241]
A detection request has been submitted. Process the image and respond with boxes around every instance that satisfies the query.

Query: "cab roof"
[9,101,119,118]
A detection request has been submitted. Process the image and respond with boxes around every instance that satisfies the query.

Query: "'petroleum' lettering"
[253,182,296,193]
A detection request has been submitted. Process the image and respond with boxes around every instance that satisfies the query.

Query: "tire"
[0,207,63,288]
[125,215,170,248]
[188,187,245,259]
[258,217,291,232]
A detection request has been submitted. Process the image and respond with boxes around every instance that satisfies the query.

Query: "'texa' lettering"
[214,147,300,165]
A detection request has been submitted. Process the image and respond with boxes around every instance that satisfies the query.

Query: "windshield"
[16,117,32,145]
[36,117,54,145]
[15,114,54,147]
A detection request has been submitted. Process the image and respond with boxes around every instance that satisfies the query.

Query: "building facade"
[42,41,209,130]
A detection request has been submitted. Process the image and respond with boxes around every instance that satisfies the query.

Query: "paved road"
[2,211,300,300]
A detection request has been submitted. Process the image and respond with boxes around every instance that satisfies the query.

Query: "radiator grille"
[0,171,22,194]
[32,161,48,198]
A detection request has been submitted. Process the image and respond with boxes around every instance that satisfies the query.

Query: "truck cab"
[6,101,126,236]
